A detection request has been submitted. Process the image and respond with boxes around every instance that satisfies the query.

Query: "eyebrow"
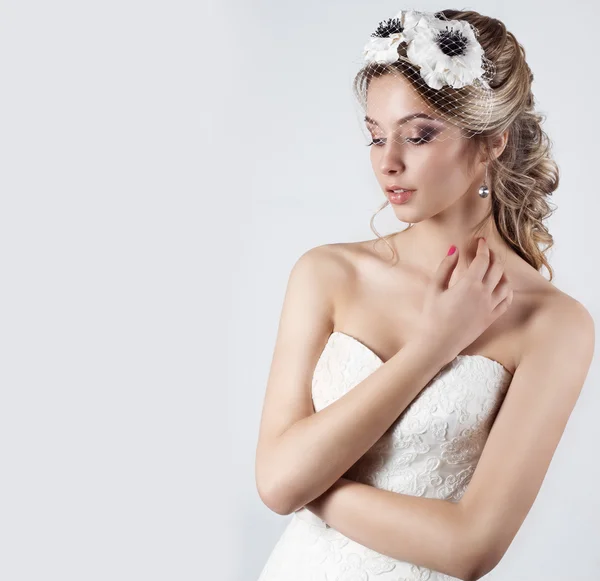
[364,113,439,127]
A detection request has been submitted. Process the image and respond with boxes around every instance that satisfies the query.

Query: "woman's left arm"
[306,477,473,579]
[307,297,595,581]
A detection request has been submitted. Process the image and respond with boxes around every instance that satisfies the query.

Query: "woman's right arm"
[254,245,453,516]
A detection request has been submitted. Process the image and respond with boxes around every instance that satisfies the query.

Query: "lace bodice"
[257,331,513,581]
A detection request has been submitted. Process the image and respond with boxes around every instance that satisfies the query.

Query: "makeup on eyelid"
[366,125,440,147]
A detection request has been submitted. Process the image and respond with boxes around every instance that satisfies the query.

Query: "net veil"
[352,9,497,149]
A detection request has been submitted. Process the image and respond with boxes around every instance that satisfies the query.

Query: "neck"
[388,221,512,280]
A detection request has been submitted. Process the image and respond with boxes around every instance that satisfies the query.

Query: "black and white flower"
[363,9,488,90]
[406,16,486,89]
[363,10,436,65]
[363,18,406,64]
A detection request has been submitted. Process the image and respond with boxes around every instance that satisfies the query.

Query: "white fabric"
[257,331,513,581]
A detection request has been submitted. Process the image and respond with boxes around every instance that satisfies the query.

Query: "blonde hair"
[355,9,558,281]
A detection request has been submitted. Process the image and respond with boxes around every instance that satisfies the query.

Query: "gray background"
[1,1,597,580]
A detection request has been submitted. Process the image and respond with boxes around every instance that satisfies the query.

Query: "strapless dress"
[257,331,513,580]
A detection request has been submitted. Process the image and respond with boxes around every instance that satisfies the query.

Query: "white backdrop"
[1,1,598,580]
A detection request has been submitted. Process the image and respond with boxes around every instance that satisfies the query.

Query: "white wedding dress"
[257,331,513,581]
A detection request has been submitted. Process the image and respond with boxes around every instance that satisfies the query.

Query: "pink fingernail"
[447,245,456,256]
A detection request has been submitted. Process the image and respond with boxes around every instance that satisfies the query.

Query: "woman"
[254,8,595,581]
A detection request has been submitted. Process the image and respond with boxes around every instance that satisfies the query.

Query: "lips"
[387,189,414,204]
[386,186,415,193]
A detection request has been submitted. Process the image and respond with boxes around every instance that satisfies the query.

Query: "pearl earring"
[478,163,490,198]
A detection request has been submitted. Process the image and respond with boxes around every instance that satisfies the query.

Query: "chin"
[388,203,429,224]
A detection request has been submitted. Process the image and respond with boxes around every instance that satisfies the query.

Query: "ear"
[490,129,509,160]
[473,130,509,167]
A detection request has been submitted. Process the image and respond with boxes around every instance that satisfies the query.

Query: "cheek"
[420,146,467,184]
[408,148,449,185]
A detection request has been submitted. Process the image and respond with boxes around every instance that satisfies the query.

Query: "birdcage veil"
[352,9,497,148]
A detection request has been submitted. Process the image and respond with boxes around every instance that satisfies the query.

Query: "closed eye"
[367,137,432,147]
[366,133,437,147]
[366,126,439,147]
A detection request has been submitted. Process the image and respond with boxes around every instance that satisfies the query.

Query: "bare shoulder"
[297,241,356,273]
[523,288,595,373]
[529,289,594,339]
[293,242,356,297]
[273,242,359,347]
[298,240,362,296]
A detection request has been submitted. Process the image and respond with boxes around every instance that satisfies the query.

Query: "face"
[365,73,484,221]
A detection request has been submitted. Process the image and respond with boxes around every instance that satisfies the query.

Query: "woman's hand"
[413,238,514,366]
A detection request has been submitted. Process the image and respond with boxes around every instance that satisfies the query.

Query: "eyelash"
[366,132,437,147]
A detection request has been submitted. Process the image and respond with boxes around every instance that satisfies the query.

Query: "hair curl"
[355,9,558,280]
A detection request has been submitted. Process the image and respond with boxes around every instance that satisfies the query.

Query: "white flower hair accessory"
[363,9,493,91]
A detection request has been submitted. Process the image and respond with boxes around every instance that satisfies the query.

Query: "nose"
[378,140,406,175]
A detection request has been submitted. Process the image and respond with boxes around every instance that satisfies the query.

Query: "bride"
[254,8,595,581]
